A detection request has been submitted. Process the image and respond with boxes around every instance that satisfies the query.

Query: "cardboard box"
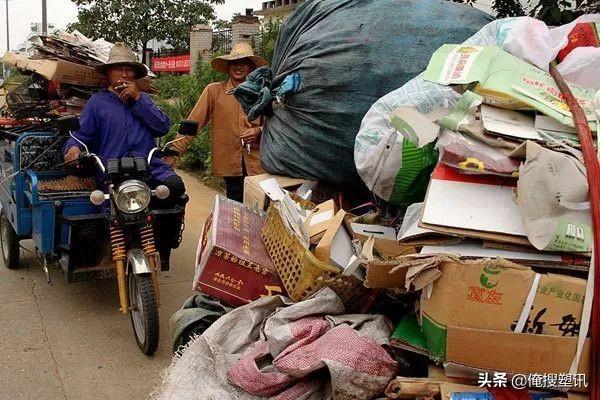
[304,199,336,243]
[446,326,590,375]
[3,52,107,87]
[313,209,354,270]
[420,260,586,362]
[243,173,314,211]
[194,196,286,307]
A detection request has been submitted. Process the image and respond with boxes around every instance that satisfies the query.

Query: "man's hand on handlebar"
[65,146,81,163]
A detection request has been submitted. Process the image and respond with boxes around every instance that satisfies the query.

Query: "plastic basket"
[261,202,366,304]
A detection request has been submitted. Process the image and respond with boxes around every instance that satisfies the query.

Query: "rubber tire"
[128,274,159,356]
[0,211,20,269]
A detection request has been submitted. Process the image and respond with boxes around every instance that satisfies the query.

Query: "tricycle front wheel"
[1,210,20,269]
[128,273,159,356]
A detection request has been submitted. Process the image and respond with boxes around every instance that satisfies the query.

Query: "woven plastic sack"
[355,16,600,204]
[355,20,507,203]
[255,0,493,187]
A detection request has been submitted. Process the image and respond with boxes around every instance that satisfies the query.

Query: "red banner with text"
[151,54,191,73]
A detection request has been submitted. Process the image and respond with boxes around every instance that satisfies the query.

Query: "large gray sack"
[259,0,493,187]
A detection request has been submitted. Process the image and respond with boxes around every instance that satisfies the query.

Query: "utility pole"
[41,0,47,35]
[4,0,9,52]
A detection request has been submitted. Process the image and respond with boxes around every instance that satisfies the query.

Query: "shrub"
[153,58,226,170]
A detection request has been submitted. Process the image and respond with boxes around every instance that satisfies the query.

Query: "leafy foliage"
[68,0,224,61]
[452,0,599,24]
[255,19,282,65]
[492,0,525,17]
[153,58,226,170]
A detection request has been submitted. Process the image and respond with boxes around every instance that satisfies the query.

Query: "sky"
[0,0,264,54]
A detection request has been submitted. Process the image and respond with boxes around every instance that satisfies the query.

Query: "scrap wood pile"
[155,5,600,400]
[0,31,125,137]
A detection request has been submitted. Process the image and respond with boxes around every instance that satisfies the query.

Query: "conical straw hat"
[211,43,268,74]
[95,42,147,79]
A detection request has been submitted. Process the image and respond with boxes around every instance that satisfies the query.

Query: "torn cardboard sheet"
[438,91,522,151]
[314,210,353,269]
[351,222,413,259]
[421,164,528,244]
[424,44,599,126]
[517,141,592,252]
[420,239,590,270]
[365,253,459,290]
[304,199,336,244]
[398,202,463,246]
[243,173,314,211]
[480,104,541,141]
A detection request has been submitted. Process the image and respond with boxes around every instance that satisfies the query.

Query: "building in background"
[152,10,260,75]
[253,0,305,24]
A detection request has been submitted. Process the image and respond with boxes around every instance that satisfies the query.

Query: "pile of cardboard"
[190,21,599,400]
[0,31,116,131]
[369,23,599,398]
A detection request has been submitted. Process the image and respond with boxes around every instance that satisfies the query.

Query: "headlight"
[114,181,151,214]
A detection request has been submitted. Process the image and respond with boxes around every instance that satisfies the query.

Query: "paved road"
[0,171,219,400]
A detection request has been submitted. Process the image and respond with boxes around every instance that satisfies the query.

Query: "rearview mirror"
[178,120,198,136]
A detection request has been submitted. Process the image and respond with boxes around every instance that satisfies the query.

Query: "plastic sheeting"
[256,0,493,187]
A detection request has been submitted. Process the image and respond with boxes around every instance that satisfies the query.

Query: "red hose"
[549,64,600,399]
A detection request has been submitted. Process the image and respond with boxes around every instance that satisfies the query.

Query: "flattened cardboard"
[365,261,408,289]
[3,52,106,86]
[481,104,541,141]
[420,164,531,246]
[399,202,463,246]
[419,239,590,270]
[422,164,526,237]
[243,173,314,211]
[446,326,590,375]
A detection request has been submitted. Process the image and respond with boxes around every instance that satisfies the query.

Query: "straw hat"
[96,42,147,79]
[211,43,268,74]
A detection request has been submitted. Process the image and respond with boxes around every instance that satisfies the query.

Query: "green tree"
[452,0,599,24]
[256,19,282,65]
[68,0,224,63]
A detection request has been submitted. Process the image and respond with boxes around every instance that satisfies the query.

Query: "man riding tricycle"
[0,43,194,355]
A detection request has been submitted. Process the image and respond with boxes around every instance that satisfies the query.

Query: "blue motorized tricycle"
[0,116,193,355]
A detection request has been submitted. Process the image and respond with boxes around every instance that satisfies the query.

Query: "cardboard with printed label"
[420,260,586,362]
[243,173,315,211]
[304,199,337,243]
[194,196,286,306]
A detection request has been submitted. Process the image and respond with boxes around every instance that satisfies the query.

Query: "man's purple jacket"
[64,89,174,182]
